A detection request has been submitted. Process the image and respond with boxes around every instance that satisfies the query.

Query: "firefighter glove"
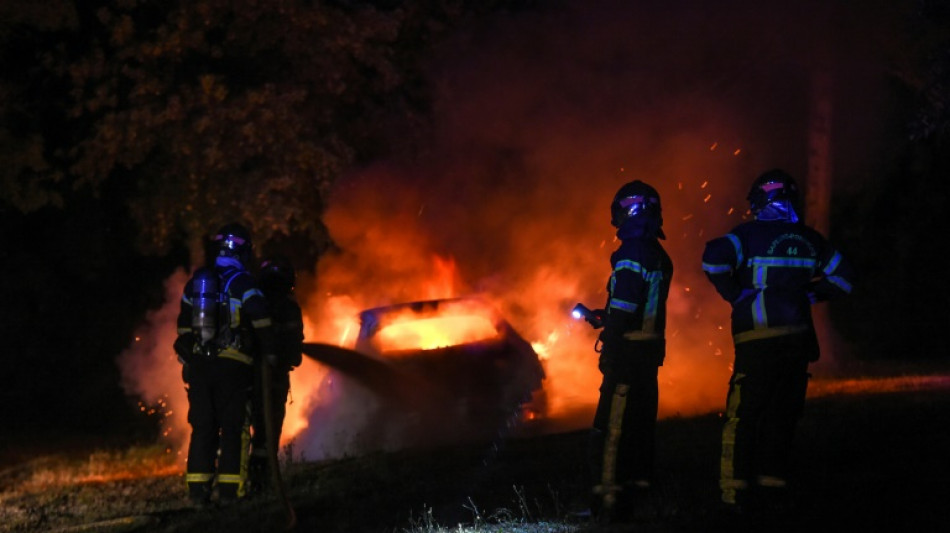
[805,280,826,304]
[732,288,760,307]
[588,308,606,329]
[174,333,196,364]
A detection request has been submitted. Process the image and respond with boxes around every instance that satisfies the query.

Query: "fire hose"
[261,360,297,529]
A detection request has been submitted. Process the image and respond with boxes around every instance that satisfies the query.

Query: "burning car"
[303,296,546,448]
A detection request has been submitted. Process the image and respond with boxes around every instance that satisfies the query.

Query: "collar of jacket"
[616,218,661,240]
[215,255,245,270]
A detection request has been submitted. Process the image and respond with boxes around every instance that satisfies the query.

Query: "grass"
[1,374,949,533]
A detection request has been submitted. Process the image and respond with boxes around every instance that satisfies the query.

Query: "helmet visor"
[215,234,247,250]
[759,181,786,195]
[618,195,658,218]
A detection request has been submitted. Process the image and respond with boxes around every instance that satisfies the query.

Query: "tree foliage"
[1,0,505,261]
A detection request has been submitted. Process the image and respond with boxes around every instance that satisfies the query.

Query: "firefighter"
[701,169,854,516]
[248,255,304,495]
[173,222,278,507]
[588,180,673,524]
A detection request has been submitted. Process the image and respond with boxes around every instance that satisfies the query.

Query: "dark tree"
[831,0,950,360]
[0,0,528,434]
[1,0,520,263]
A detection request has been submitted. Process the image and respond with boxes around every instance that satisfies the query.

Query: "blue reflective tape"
[643,271,661,331]
[242,287,264,301]
[726,234,743,266]
[823,251,842,275]
[826,275,853,293]
[615,259,644,274]
[753,264,766,288]
[702,262,732,274]
[751,291,768,327]
[751,257,817,268]
[610,299,638,313]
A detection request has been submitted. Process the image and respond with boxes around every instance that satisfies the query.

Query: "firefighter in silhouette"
[248,255,304,495]
[702,169,854,515]
[173,222,277,507]
[587,180,673,524]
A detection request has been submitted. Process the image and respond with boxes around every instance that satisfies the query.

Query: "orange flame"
[117,139,819,463]
[374,311,499,354]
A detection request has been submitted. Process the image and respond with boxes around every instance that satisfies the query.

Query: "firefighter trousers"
[720,335,811,505]
[184,357,253,502]
[249,366,291,492]
[589,360,659,519]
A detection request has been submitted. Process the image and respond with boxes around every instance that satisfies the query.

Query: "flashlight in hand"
[571,303,591,320]
[572,303,605,329]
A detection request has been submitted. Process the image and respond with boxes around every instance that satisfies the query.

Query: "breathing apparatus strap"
[214,269,244,354]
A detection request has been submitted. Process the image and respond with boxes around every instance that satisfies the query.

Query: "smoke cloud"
[116,268,190,463]
[290,1,894,458]
[119,1,895,462]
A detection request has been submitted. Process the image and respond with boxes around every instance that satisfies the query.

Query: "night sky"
[2,0,948,446]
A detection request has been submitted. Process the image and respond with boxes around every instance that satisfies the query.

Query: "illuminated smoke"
[116,268,190,465]
[287,1,886,458]
[118,2,891,462]
[287,146,750,460]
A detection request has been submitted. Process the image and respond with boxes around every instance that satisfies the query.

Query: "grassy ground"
[1,378,948,533]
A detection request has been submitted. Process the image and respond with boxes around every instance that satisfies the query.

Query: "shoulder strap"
[216,267,243,297]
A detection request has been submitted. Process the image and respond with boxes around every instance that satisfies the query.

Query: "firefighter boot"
[217,482,239,507]
[755,476,795,520]
[590,484,622,525]
[615,479,653,522]
[188,480,213,509]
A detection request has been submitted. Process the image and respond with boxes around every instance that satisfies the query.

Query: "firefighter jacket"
[177,258,277,366]
[701,219,854,345]
[600,223,673,375]
[261,288,304,373]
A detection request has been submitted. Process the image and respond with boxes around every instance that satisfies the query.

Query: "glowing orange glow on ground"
[18,374,950,486]
[807,375,950,398]
[14,446,183,489]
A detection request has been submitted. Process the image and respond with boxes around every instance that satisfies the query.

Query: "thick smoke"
[291,1,895,458]
[116,268,190,463]
[119,1,894,462]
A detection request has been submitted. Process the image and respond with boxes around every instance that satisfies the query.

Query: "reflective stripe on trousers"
[594,383,630,511]
[720,373,745,504]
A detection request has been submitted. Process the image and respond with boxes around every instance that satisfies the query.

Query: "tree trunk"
[806,67,844,369]
[806,70,832,235]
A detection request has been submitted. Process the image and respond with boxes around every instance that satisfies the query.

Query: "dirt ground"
[2,379,948,533]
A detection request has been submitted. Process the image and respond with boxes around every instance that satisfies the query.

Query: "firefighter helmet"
[259,255,296,294]
[610,180,665,238]
[747,169,800,214]
[212,222,253,265]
